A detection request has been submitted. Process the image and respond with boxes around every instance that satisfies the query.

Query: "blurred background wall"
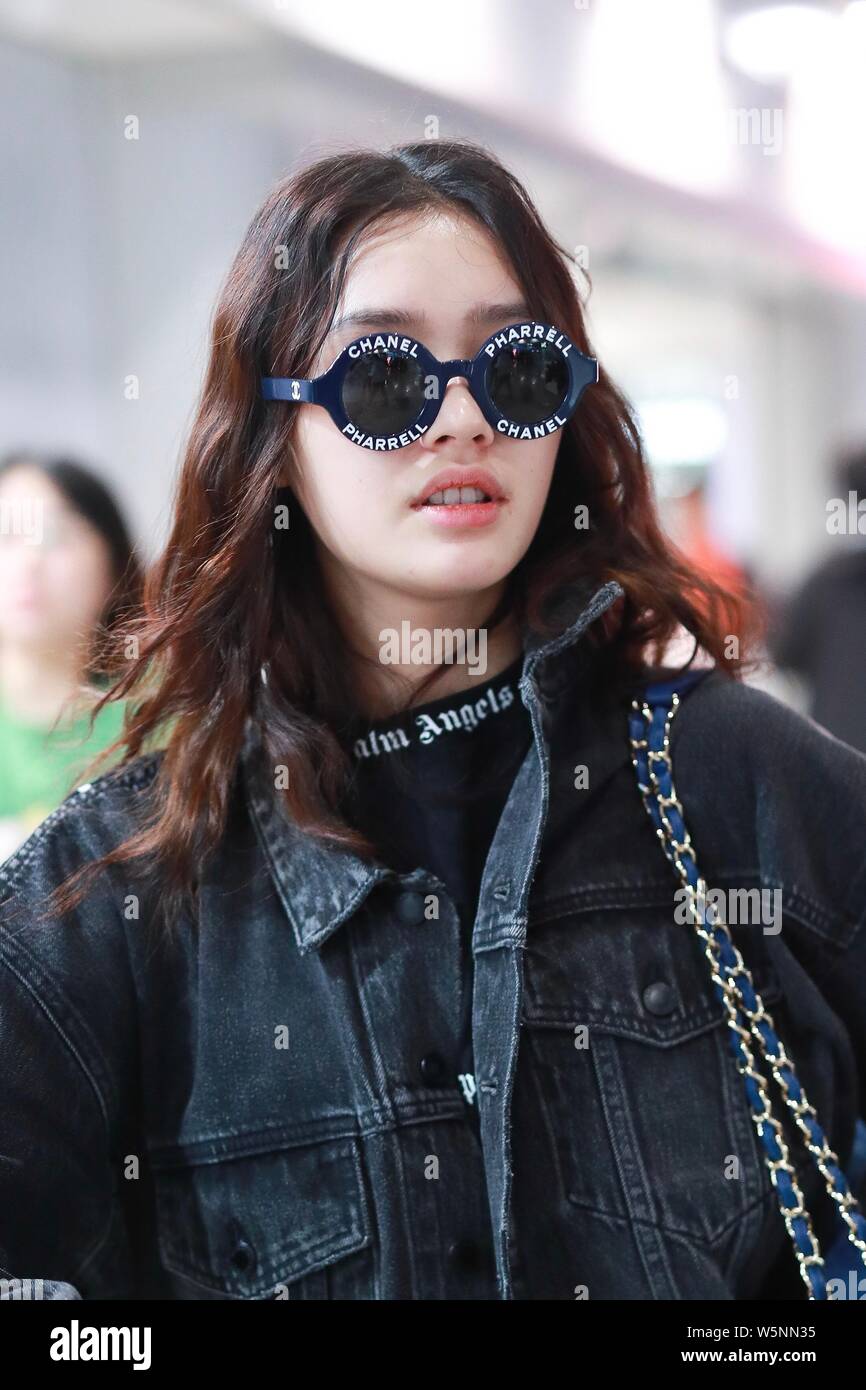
[1,0,865,643]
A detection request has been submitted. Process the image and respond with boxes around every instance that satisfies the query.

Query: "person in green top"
[0,451,143,861]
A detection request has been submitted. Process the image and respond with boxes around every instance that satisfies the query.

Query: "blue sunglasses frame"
[260,319,598,451]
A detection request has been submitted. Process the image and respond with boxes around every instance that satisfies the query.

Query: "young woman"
[0,453,140,859]
[2,140,866,1303]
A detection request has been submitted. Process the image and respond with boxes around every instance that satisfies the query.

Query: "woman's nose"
[421,376,494,450]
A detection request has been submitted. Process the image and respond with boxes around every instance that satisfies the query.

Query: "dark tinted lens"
[486,341,570,425]
[341,350,426,435]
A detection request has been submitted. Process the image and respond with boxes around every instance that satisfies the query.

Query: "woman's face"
[286,211,562,611]
[0,466,115,651]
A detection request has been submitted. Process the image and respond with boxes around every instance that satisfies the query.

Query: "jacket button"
[229,1238,257,1274]
[419,1052,448,1085]
[395,890,425,924]
[642,981,676,1016]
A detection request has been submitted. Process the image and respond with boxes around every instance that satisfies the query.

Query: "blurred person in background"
[660,464,757,658]
[770,445,866,755]
[0,452,142,859]
[667,471,752,597]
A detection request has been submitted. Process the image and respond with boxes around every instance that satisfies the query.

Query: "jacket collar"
[522,576,622,665]
[519,575,623,694]
[242,576,625,954]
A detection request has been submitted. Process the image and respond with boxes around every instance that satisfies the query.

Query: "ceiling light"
[724,4,834,83]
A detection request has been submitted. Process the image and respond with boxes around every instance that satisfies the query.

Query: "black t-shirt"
[339,654,532,1130]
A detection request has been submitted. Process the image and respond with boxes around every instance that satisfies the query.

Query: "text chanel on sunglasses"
[260,320,599,451]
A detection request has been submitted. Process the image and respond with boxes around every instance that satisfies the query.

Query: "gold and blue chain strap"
[628,670,866,1300]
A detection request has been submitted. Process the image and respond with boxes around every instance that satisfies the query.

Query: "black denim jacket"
[2,576,866,1301]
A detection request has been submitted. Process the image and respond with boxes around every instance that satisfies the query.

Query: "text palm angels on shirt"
[350,673,520,761]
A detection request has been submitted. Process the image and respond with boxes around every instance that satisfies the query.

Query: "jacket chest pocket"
[150,1134,375,1299]
[519,905,789,1251]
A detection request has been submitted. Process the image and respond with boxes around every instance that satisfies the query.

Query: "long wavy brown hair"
[24,138,763,938]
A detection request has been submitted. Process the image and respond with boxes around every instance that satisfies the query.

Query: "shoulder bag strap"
[628,670,866,1300]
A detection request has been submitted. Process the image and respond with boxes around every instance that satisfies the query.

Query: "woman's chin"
[396,559,516,600]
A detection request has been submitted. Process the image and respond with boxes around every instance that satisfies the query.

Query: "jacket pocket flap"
[151,1135,370,1298]
[522,908,783,1046]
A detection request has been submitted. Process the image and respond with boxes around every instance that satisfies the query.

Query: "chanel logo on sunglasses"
[347,334,420,360]
[261,320,598,450]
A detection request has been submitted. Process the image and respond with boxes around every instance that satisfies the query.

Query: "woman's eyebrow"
[328,300,531,337]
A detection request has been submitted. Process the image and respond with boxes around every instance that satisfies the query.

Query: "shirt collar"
[242,576,625,953]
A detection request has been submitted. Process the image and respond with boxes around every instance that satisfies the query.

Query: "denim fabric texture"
[2,575,866,1300]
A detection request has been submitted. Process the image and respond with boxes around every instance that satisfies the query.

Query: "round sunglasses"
[260,319,597,450]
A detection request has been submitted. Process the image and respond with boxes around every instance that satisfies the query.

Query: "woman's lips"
[411,498,504,528]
